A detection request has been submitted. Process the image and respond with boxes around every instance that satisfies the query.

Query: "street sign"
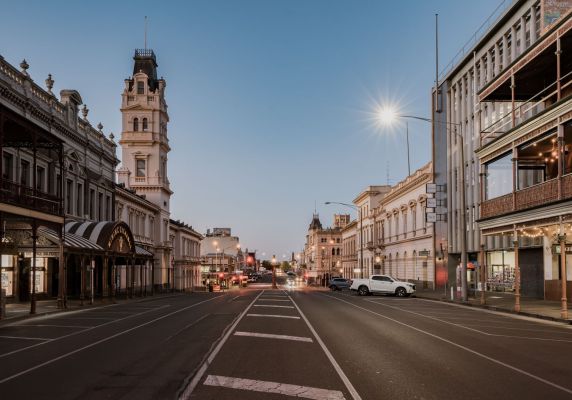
[426,183,437,193]
[426,212,437,223]
[426,198,437,208]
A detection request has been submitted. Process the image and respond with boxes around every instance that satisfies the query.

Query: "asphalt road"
[1,282,572,400]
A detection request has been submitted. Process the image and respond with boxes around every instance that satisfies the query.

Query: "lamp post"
[325,201,363,279]
[271,255,277,289]
[378,110,468,302]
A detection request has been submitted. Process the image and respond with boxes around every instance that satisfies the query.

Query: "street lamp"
[271,255,277,289]
[325,201,363,279]
[378,108,468,302]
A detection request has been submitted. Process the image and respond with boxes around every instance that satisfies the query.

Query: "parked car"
[328,277,352,291]
[350,275,415,297]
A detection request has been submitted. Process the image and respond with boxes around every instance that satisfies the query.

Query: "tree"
[261,260,273,270]
[281,261,291,272]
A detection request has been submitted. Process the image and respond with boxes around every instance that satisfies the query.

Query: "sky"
[1,0,506,260]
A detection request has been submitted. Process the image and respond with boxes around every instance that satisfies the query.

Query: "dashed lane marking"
[247,314,300,319]
[11,324,93,329]
[253,304,294,309]
[203,375,345,400]
[256,299,292,302]
[234,331,313,343]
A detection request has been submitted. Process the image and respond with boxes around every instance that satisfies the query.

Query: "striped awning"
[135,245,153,257]
[38,227,103,251]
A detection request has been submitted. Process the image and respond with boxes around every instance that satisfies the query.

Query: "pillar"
[514,237,521,312]
[559,232,568,319]
[80,256,85,306]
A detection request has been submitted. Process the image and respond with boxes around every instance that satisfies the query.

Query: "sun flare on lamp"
[378,107,398,125]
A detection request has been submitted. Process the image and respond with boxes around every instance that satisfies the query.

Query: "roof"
[309,214,323,230]
[38,227,103,251]
[66,220,135,255]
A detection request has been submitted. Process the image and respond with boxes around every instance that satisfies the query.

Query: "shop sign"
[24,251,59,258]
[418,250,430,257]
[108,225,133,253]
[553,244,572,254]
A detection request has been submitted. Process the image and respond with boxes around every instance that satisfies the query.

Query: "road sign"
[426,212,437,223]
[426,198,437,208]
[426,183,436,193]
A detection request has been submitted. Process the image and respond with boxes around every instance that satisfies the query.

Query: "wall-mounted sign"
[418,250,430,257]
[553,244,572,254]
[426,183,436,194]
[426,198,437,208]
[426,212,437,223]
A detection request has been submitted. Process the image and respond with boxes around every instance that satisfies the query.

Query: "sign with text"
[426,183,437,194]
[426,212,437,223]
[426,198,437,208]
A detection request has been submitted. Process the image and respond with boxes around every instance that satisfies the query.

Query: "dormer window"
[136,159,146,177]
[142,118,148,131]
[133,118,139,132]
[137,81,144,94]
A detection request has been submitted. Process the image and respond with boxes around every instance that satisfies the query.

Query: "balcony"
[0,179,62,216]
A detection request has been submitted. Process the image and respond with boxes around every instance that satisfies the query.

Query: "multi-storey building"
[200,228,241,282]
[434,0,546,291]
[376,163,434,288]
[341,220,357,279]
[169,219,202,291]
[475,5,572,305]
[353,185,391,278]
[303,214,347,284]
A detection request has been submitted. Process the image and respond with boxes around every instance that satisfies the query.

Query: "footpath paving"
[415,287,572,324]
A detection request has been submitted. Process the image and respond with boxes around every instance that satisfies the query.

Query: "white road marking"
[203,375,345,400]
[247,314,300,319]
[257,299,291,302]
[0,335,50,341]
[178,291,265,399]
[253,304,294,308]
[166,314,211,342]
[234,331,313,343]
[363,298,572,343]
[0,296,223,384]
[13,324,93,329]
[290,296,362,400]
[0,305,170,359]
[326,293,572,396]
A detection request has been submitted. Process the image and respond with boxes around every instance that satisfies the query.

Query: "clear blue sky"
[1,0,505,259]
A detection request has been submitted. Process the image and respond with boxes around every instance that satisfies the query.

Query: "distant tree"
[281,261,291,272]
[261,260,273,270]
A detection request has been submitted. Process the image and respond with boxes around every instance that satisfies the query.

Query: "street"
[1,282,572,399]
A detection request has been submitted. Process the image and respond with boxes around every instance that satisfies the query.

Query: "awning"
[135,245,153,257]
[38,227,103,251]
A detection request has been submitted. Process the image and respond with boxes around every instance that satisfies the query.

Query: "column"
[521,16,527,51]
[80,256,85,306]
[530,7,537,43]
[511,25,517,61]
[502,34,509,67]
[514,237,521,312]
[559,234,568,319]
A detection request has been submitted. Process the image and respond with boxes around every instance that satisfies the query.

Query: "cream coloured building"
[377,163,434,288]
[341,220,357,279]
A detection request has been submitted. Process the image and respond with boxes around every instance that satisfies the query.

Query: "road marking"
[257,299,291,302]
[234,331,313,343]
[203,375,345,400]
[363,298,572,343]
[326,293,572,396]
[0,296,224,384]
[166,314,211,342]
[178,291,265,399]
[0,305,170,359]
[0,335,50,341]
[253,304,294,308]
[12,324,93,329]
[289,295,362,400]
[247,314,300,319]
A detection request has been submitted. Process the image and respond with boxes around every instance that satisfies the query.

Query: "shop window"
[516,131,558,190]
[485,152,512,200]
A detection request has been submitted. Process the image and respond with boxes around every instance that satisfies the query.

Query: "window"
[20,160,30,186]
[36,166,45,191]
[98,192,103,220]
[142,118,148,131]
[517,132,560,189]
[77,183,83,216]
[106,195,111,220]
[2,152,13,180]
[137,81,144,94]
[485,152,513,200]
[66,179,73,214]
[133,118,139,132]
[136,159,146,177]
[89,189,95,219]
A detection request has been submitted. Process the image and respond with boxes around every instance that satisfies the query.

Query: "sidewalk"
[415,287,572,324]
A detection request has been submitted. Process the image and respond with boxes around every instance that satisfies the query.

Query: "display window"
[486,251,515,291]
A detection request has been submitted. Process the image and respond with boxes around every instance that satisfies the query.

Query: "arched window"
[332,248,335,256]
[142,118,148,131]
[133,118,139,132]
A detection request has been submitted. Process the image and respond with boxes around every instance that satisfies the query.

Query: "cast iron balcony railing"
[0,179,61,216]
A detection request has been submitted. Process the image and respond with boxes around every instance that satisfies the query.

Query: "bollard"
[0,288,5,319]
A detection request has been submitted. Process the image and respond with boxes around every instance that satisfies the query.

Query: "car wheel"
[329,285,336,291]
[395,287,407,297]
[358,286,369,296]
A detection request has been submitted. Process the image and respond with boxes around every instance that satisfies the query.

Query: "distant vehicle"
[328,277,351,291]
[350,275,415,297]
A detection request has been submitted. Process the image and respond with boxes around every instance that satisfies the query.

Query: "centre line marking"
[289,295,362,400]
[234,331,313,342]
[325,293,572,396]
[256,299,291,302]
[253,304,294,308]
[203,375,345,400]
[247,314,300,319]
